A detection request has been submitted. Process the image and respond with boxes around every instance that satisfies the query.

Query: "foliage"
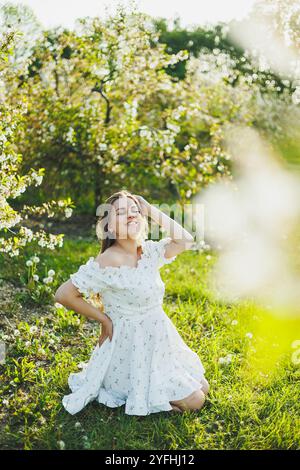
[0,30,74,257]
[1,2,299,214]
[5,5,259,212]
[0,238,299,450]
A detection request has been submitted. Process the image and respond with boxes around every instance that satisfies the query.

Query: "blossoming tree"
[0,32,74,257]
[11,5,256,212]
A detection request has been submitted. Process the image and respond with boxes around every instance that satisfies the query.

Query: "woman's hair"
[95,190,149,253]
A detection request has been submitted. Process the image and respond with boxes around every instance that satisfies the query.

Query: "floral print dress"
[62,237,206,416]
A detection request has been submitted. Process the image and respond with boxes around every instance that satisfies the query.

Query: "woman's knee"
[189,389,206,410]
[178,389,206,411]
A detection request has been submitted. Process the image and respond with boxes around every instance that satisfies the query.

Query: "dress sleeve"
[148,236,177,269]
[69,258,108,298]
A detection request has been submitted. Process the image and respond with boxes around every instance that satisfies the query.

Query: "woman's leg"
[170,388,206,412]
[170,404,183,413]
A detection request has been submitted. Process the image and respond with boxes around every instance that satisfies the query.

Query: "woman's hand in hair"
[134,195,150,217]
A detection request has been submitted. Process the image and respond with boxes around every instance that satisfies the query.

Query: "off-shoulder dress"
[62,237,206,416]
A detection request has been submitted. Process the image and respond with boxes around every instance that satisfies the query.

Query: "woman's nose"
[128,210,137,219]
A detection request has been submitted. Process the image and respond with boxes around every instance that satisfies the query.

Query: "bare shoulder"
[94,246,125,268]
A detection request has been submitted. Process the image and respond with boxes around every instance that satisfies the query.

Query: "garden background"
[0,0,299,450]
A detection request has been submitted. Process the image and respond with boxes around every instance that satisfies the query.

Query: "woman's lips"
[127,221,139,226]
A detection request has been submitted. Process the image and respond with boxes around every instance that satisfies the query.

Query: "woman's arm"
[135,195,195,258]
[54,280,107,323]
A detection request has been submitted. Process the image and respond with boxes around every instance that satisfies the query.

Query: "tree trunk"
[94,162,103,214]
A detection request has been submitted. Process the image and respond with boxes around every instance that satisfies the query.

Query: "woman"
[55,190,209,415]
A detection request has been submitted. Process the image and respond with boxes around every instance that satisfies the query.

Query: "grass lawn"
[0,236,299,450]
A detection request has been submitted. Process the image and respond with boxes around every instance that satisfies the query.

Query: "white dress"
[62,237,206,416]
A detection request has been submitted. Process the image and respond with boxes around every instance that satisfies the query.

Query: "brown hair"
[95,190,149,253]
[89,190,148,312]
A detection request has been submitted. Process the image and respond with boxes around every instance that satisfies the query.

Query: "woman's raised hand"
[134,195,150,217]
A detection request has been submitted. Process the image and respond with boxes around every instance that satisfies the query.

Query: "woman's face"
[109,196,143,240]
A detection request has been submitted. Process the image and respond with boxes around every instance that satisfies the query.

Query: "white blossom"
[219,353,233,365]
[64,208,72,218]
[166,122,180,133]
[57,440,65,450]
[292,86,300,105]
[66,127,75,143]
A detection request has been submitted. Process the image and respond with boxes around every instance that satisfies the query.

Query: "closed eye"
[117,208,140,215]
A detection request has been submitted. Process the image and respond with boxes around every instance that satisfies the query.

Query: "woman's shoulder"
[69,255,110,296]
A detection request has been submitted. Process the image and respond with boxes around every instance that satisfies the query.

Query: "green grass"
[0,237,299,450]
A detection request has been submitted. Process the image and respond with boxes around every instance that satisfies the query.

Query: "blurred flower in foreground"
[195,126,300,316]
[228,0,300,81]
